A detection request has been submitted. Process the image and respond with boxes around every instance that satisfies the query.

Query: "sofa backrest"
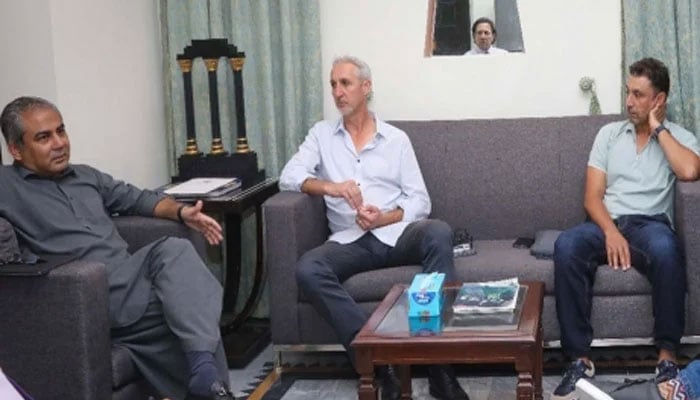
[390,114,622,240]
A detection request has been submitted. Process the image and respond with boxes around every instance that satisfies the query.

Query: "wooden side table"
[199,178,279,367]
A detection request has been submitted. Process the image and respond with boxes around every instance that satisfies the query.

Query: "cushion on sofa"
[530,229,563,259]
[296,240,654,304]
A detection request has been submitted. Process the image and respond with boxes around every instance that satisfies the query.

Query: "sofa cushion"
[530,229,563,259]
[456,240,652,296]
[313,240,653,304]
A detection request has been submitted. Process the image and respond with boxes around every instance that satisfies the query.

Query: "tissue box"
[407,273,445,318]
[409,315,442,336]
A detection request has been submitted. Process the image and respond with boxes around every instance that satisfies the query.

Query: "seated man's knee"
[295,252,323,289]
[554,230,583,260]
[649,234,679,257]
[647,234,683,268]
[162,236,194,251]
[419,219,453,245]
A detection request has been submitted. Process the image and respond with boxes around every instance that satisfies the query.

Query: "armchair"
[0,216,206,400]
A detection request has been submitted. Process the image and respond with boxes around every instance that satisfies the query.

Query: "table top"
[353,280,544,346]
[197,178,279,214]
[376,285,528,335]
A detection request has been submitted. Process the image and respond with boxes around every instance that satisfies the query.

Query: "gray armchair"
[0,216,206,400]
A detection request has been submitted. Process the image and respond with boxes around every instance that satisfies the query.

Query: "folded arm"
[650,102,700,181]
[655,128,700,181]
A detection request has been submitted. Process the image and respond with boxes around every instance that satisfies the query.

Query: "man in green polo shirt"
[551,57,700,400]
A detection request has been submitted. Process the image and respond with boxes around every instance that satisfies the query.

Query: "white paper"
[575,379,614,400]
[164,178,237,195]
[0,369,25,400]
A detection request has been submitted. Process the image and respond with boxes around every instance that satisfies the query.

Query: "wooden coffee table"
[351,280,544,400]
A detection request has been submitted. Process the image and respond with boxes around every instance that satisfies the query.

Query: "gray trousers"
[295,219,455,366]
[109,237,227,400]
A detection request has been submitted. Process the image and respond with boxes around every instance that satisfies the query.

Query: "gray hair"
[332,55,373,100]
[0,96,60,147]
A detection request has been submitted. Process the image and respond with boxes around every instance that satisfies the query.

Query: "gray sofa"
[0,216,205,400]
[263,114,700,357]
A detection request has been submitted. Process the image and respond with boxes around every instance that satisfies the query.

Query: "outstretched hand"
[180,200,223,245]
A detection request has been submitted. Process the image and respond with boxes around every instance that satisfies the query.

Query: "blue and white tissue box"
[407,272,445,317]
[409,315,442,335]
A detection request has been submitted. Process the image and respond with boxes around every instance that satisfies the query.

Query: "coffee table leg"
[516,371,534,400]
[356,351,378,400]
[397,364,412,400]
[535,324,544,400]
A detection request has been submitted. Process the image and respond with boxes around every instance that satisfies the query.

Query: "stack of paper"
[164,177,241,199]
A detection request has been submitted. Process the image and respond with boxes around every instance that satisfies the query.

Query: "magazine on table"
[452,277,520,314]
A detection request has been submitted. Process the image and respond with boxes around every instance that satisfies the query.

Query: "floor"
[229,344,275,398]
[227,345,656,399]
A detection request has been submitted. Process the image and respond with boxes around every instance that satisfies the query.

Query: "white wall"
[0,0,58,165]
[320,0,622,120]
[0,0,167,189]
[1,1,623,179]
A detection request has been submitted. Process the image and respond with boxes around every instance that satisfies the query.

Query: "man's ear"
[7,142,23,161]
[362,79,372,97]
[655,91,667,105]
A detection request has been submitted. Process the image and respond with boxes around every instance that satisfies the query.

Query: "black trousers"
[295,219,455,367]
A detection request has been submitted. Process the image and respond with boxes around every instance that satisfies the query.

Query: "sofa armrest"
[0,260,112,400]
[113,215,206,259]
[676,181,700,334]
[263,191,328,344]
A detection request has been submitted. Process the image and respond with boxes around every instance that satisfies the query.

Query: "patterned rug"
[235,361,655,400]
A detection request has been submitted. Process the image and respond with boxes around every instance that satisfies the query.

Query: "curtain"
[160,0,323,317]
[622,0,700,136]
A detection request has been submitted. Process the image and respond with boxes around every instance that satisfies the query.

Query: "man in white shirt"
[465,17,508,55]
[279,56,469,400]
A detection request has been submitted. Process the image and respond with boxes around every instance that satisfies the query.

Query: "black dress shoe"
[185,380,234,400]
[427,365,469,400]
[376,365,401,400]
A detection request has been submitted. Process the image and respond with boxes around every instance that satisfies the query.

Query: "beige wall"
[320,0,622,120]
[2,1,624,179]
[0,0,167,189]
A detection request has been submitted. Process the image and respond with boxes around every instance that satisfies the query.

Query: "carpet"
[237,362,653,400]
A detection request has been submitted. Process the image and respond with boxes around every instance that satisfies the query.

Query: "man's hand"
[180,200,223,245]
[605,228,631,271]
[328,180,363,210]
[649,96,666,131]
[356,204,382,231]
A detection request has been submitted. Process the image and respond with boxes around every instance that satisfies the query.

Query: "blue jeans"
[679,360,700,399]
[295,219,455,366]
[554,214,685,357]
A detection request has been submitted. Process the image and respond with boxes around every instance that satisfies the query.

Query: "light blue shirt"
[588,119,699,225]
[279,116,430,246]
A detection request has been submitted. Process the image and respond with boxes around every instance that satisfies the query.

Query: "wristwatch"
[651,124,667,139]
